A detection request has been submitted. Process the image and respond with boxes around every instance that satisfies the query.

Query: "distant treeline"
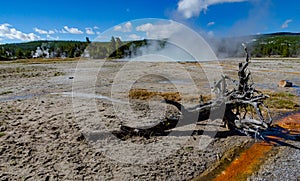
[87,38,167,59]
[0,40,89,60]
[1,32,300,60]
[214,32,300,58]
[251,33,300,57]
[0,37,167,60]
[0,36,167,60]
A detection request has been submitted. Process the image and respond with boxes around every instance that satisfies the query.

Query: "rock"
[45,175,50,181]
[11,121,21,126]
[76,133,85,141]
[278,80,293,87]
[0,125,7,132]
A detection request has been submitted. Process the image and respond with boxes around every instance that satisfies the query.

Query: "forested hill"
[251,32,300,57]
[265,32,300,36]
[1,32,300,60]
[0,37,162,60]
[0,40,90,60]
[213,32,300,58]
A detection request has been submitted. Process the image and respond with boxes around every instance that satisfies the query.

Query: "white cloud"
[177,0,248,19]
[207,30,214,37]
[34,27,55,35]
[114,25,122,31]
[0,23,40,41]
[48,30,55,34]
[60,29,68,34]
[63,26,84,34]
[85,27,95,35]
[93,26,99,29]
[207,21,215,26]
[114,22,132,32]
[46,34,59,40]
[136,21,181,39]
[281,19,292,29]
[34,28,47,34]
[128,34,141,40]
[136,23,153,32]
[124,22,132,32]
[96,31,101,35]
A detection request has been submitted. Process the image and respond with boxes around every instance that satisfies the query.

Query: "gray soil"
[248,142,300,181]
[0,58,299,180]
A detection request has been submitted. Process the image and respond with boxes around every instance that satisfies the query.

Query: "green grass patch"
[264,91,299,110]
[184,146,194,151]
[0,132,5,137]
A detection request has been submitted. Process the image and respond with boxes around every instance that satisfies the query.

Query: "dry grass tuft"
[129,89,181,101]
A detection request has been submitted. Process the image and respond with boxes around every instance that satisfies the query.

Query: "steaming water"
[0,93,42,102]
[51,92,128,104]
[291,78,300,97]
[293,86,300,97]
[255,83,277,90]
[0,91,128,104]
[158,80,193,85]
[119,59,197,62]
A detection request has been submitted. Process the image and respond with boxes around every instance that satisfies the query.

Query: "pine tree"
[110,36,116,56]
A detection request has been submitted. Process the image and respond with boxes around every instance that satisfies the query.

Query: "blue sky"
[0,0,299,43]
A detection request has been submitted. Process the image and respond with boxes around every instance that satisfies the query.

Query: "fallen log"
[115,44,273,138]
[166,44,272,136]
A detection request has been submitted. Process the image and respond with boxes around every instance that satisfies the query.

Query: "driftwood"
[117,44,273,138]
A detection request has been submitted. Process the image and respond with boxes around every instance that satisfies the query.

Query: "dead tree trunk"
[117,44,272,138]
[165,44,272,136]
